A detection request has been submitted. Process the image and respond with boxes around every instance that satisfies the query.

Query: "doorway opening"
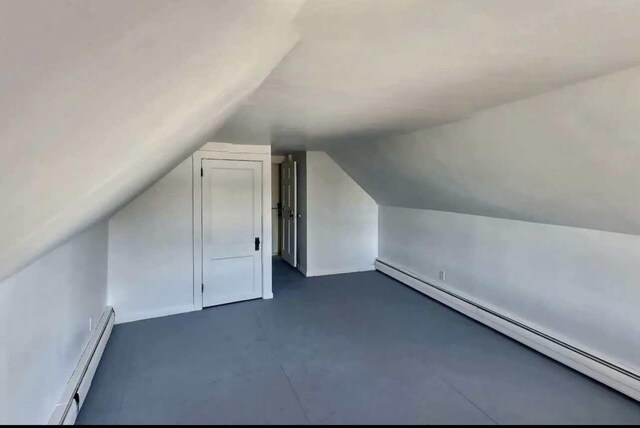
[272,154,300,272]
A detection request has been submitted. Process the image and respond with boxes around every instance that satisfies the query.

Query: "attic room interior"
[1,0,640,425]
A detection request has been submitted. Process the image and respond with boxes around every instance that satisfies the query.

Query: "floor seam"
[426,364,499,424]
[255,305,312,424]
[408,348,500,425]
[280,364,313,424]
[445,376,500,425]
[253,310,283,364]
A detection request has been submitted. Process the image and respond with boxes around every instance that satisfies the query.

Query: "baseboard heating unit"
[375,259,640,402]
[49,306,115,425]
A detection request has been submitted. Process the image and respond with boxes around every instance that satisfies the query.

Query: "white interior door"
[280,159,297,267]
[202,159,262,307]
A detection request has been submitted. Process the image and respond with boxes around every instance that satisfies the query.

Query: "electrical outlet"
[89,317,92,332]
[439,270,446,281]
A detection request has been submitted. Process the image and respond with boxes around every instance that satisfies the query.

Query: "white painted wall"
[108,145,272,322]
[107,158,193,324]
[0,221,108,424]
[303,151,378,276]
[378,206,640,375]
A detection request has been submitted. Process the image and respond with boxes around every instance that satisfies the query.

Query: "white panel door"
[280,159,297,267]
[202,159,262,307]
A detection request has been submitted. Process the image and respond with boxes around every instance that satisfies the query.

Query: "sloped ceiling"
[241,0,640,145]
[231,0,640,236]
[0,0,301,281]
[4,0,640,281]
[327,66,640,235]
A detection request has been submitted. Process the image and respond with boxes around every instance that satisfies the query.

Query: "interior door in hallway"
[280,158,297,267]
[202,159,262,307]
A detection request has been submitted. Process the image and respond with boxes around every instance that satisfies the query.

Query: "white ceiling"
[3,0,640,280]
[228,0,640,149]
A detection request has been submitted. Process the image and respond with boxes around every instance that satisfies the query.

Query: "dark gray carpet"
[77,258,640,425]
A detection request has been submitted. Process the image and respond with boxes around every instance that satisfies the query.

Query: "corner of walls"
[107,157,194,325]
[297,263,308,277]
[377,205,640,378]
[107,144,275,324]
[326,66,640,236]
[303,151,378,276]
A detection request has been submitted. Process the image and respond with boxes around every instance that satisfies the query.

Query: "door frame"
[280,158,297,268]
[192,143,272,311]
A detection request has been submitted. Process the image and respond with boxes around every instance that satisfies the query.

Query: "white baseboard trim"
[49,306,115,425]
[375,258,640,402]
[305,265,375,277]
[114,304,195,324]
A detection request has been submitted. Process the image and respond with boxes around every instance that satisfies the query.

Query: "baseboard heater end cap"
[48,306,115,425]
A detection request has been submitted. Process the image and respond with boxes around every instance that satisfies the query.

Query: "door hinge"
[201,168,203,177]
[255,237,261,251]
[201,283,204,294]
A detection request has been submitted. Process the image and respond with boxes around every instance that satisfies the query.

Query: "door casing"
[280,159,297,267]
[192,143,272,311]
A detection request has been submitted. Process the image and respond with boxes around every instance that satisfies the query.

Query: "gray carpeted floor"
[77,258,640,425]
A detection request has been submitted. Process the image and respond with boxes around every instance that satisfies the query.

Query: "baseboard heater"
[375,259,640,402]
[49,306,115,425]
